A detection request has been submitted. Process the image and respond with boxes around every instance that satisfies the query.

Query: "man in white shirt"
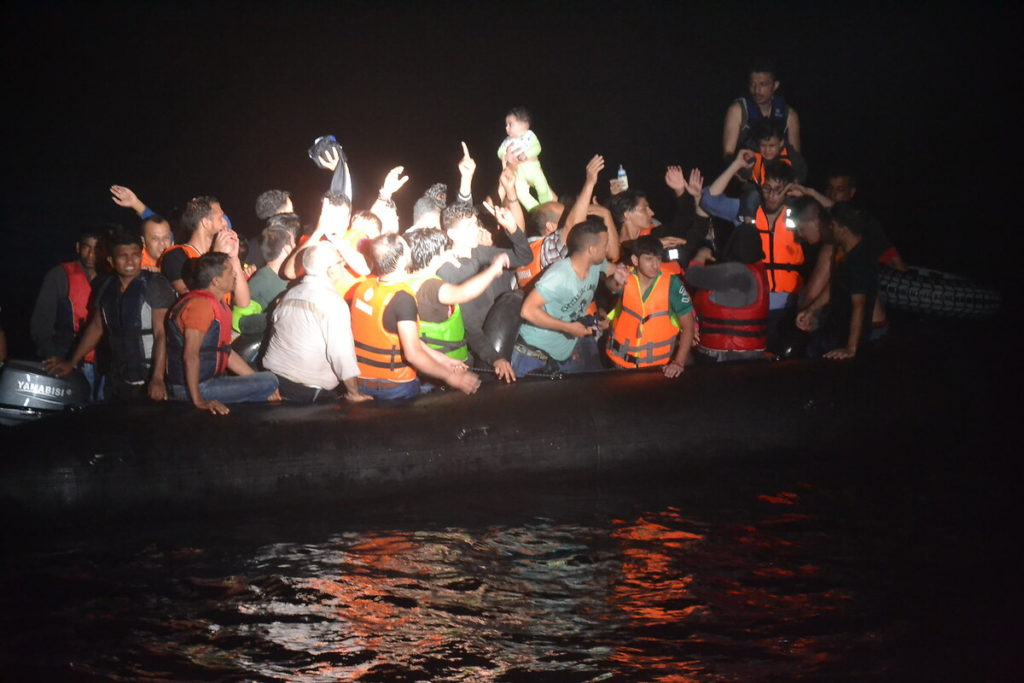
[262,243,372,403]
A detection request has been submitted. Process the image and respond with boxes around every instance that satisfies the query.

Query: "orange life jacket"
[515,238,546,288]
[754,206,803,294]
[606,271,680,368]
[350,278,417,383]
[58,261,96,363]
[141,249,158,269]
[157,243,201,268]
[749,149,792,186]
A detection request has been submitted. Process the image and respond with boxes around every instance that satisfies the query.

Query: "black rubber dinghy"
[879,266,1001,320]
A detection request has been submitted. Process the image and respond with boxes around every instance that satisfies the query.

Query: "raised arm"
[213,230,250,308]
[110,185,149,217]
[786,107,802,153]
[707,150,754,197]
[564,155,605,244]
[370,166,409,234]
[279,199,351,280]
[457,142,476,203]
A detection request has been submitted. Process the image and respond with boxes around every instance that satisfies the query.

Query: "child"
[497,106,554,211]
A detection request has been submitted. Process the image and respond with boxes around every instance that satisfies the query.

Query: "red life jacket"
[59,261,96,363]
[692,262,769,352]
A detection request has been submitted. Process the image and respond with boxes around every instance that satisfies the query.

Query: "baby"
[497,106,554,210]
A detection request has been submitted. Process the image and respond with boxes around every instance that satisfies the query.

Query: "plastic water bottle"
[617,164,629,191]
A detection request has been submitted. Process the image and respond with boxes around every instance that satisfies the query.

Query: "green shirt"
[519,258,606,362]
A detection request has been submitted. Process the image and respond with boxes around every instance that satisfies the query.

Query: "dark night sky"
[2,0,1019,352]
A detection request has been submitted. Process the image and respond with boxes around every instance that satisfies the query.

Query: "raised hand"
[110,185,145,213]
[318,146,340,172]
[213,229,240,258]
[380,166,410,198]
[664,166,687,196]
[585,155,605,185]
[685,168,704,198]
[458,141,476,178]
[499,166,518,201]
[735,149,756,169]
[482,199,519,233]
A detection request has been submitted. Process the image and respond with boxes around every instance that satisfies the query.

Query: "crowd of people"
[20,60,905,414]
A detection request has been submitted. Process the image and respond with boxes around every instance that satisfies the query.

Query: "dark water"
[2,443,1017,682]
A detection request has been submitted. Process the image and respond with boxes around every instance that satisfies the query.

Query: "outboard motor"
[0,359,89,426]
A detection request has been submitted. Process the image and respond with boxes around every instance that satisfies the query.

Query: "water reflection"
[3,477,976,681]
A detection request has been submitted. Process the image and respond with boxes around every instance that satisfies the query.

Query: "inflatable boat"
[0,337,996,518]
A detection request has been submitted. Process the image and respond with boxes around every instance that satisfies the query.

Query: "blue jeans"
[510,337,602,377]
[169,371,279,404]
[358,378,421,401]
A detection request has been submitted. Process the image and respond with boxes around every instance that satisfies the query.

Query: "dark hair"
[181,196,219,236]
[825,168,858,188]
[254,189,291,221]
[566,216,607,256]
[529,202,563,238]
[632,234,663,259]
[831,203,866,237]
[412,183,447,224]
[606,190,646,228]
[753,119,786,143]
[194,252,229,289]
[441,201,477,232]
[259,227,293,263]
[749,58,778,80]
[406,228,451,271]
[264,212,301,241]
[763,159,795,185]
[721,224,765,265]
[507,106,531,124]
[367,233,407,276]
[791,196,824,220]
[323,190,351,209]
[107,229,143,252]
[77,228,104,244]
[142,214,169,229]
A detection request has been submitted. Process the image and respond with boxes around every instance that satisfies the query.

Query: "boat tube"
[879,266,1001,320]
[0,345,988,517]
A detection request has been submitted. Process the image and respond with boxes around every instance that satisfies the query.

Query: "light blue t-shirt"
[519,258,606,361]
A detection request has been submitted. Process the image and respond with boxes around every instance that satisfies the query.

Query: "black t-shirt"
[415,278,450,323]
[826,241,879,344]
[160,247,192,285]
[382,290,418,335]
